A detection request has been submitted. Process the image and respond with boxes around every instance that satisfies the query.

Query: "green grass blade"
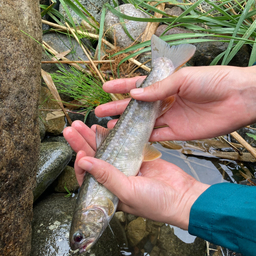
[59,0,76,28]
[249,39,256,66]
[221,0,255,65]
[97,5,106,60]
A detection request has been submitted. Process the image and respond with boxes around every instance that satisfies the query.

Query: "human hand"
[96,65,256,141]
[63,121,209,230]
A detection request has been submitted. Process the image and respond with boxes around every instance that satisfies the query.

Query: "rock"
[39,117,46,141]
[190,37,250,67]
[34,142,73,201]
[115,211,126,223]
[32,193,126,255]
[157,225,206,256]
[59,0,115,23]
[0,0,41,255]
[85,110,119,128]
[105,4,149,48]
[155,24,192,37]
[41,32,92,75]
[165,6,183,17]
[39,86,65,135]
[54,166,79,193]
[127,217,148,246]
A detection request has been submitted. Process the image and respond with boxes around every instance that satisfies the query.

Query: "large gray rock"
[34,142,73,201]
[105,4,149,48]
[59,0,115,23]
[32,193,127,255]
[0,1,41,255]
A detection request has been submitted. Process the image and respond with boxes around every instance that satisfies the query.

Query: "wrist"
[176,181,210,230]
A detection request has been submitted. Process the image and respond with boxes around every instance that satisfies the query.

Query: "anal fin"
[95,125,110,149]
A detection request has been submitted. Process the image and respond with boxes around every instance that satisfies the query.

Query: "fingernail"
[130,88,144,96]
[78,159,93,172]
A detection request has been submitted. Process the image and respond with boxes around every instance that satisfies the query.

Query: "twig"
[219,136,243,155]
[42,60,114,64]
[231,131,256,159]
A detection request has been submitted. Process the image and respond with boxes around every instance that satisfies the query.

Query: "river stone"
[39,86,65,135]
[59,0,115,23]
[34,142,73,201]
[156,225,206,256]
[127,217,149,246]
[105,4,149,48]
[155,24,192,37]
[32,193,126,255]
[0,1,41,255]
[54,166,79,193]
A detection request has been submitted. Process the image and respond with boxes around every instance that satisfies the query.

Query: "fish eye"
[73,232,84,243]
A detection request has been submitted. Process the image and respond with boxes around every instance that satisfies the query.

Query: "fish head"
[70,206,108,253]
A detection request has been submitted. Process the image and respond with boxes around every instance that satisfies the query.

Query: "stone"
[0,1,41,255]
[39,86,65,135]
[105,4,149,48]
[127,217,148,246]
[32,193,126,255]
[59,0,115,23]
[115,211,126,223]
[165,6,183,17]
[54,166,79,193]
[41,32,92,74]
[156,225,206,256]
[155,24,192,37]
[34,142,73,201]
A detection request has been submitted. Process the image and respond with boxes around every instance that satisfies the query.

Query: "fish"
[69,35,196,253]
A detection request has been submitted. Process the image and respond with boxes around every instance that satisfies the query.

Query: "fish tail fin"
[151,35,196,71]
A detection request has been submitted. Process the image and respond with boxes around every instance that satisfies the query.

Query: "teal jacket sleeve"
[188,183,256,256]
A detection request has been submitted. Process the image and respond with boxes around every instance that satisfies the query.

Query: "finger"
[77,157,133,203]
[95,98,130,117]
[107,119,118,129]
[74,151,88,186]
[130,68,187,101]
[71,120,97,151]
[103,76,146,93]
[63,126,95,155]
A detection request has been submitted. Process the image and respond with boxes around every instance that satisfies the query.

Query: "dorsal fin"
[95,125,110,149]
[143,143,162,162]
[151,35,196,70]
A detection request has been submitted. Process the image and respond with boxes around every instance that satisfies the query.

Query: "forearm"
[188,183,256,255]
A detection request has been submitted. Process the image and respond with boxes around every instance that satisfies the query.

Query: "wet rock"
[42,32,92,75]
[0,0,41,255]
[115,211,126,223]
[39,117,46,141]
[85,110,119,128]
[39,86,65,135]
[157,225,206,256]
[105,4,149,48]
[54,166,79,193]
[59,0,115,23]
[34,142,72,201]
[32,193,127,255]
[127,217,149,246]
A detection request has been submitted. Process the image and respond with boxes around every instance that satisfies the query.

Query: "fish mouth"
[79,239,95,253]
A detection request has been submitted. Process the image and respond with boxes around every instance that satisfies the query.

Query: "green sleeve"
[188,183,256,256]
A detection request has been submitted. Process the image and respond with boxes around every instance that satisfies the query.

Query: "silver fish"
[69,35,196,253]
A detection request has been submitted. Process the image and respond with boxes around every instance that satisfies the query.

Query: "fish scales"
[69,35,196,253]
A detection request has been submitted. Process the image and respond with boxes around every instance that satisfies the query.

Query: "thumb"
[130,68,187,101]
[77,157,132,201]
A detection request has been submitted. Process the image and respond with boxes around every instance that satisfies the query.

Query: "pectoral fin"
[95,125,110,149]
[158,96,176,117]
[143,143,162,162]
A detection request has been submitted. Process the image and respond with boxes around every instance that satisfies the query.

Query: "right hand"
[96,65,256,141]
